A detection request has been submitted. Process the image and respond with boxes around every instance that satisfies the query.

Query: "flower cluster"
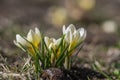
[14,24,86,73]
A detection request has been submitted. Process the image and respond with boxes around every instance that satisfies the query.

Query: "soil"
[42,67,106,80]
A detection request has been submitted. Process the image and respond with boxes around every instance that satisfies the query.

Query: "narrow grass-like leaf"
[92,63,112,80]
[42,38,52,68]
[55,44,69,67]
[68,41,83,56]
[72,42,84,63]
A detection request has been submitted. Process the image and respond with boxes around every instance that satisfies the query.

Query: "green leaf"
[55,44,69,67]
[71,43,84,63]
[68,41,83,56]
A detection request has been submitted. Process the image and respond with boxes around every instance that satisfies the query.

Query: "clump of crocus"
[14,24,87,77]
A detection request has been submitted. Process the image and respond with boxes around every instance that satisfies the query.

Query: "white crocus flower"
[63,24,86,51]
[14,27,41,57]
[44,37,61,63]
[44,36,61,50]
[27,28,41,47]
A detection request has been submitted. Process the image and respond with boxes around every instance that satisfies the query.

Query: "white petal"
[35,27,41,38]
[80,28,85,36]
[65,31,70,43]
[67,24,76,33]
[52,38,56,43]
[44,37,50,47]
[49,43,53,49]
[74,31,80,42]
[55,38,61,46]
[16,34,28,46]
[81,29,87,41]
[13,40,20,47]
[62,25,66,34]
[27,30,35,42]
[69,30,73,43]
[78,28,87,41]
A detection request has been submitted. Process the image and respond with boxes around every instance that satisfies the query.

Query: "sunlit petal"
[27,30,35,42]
[16,34,28,46]
[67,24,76,33]
[62,25,66,34]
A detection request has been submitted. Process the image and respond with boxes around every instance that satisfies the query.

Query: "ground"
[0,0,120,80]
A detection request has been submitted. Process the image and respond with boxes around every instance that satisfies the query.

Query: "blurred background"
[0,0,120,67]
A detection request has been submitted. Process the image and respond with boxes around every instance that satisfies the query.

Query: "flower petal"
[65,30,70,43]
[44,36,51,48]
[16,34,28,46]
[27,30,35,42]
[62,25,66,34]
[55,38,61,46]
[35,27,41,37]
[78,28,87,41]
[73,30,80,42]
[67,24,76,33]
